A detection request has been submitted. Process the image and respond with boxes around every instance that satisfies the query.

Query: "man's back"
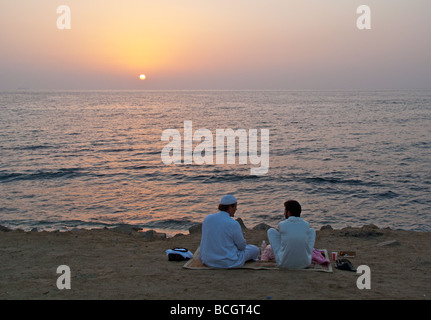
[272,216,315,269]
[199,211,247,268]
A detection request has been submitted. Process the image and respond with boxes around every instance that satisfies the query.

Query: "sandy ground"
[1,224,430,300]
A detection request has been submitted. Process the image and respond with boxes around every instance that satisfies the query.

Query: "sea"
[1,90,430,235]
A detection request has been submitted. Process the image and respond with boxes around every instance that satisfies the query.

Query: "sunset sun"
[139,74,146,80]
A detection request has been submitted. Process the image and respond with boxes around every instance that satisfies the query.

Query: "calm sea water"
[1,90,430,235]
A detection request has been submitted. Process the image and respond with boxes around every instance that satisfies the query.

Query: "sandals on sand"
[335,258,356,272]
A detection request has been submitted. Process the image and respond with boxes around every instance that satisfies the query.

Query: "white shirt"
[199,211,247,268]
[268,216,315,269]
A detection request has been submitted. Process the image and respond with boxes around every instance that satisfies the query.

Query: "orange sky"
[1,0,430,90]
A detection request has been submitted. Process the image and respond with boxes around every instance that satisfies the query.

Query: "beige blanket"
[183,247,333,272]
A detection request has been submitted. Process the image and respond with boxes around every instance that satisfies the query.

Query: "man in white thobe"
[267,200,315,269]
[199,195,259,268]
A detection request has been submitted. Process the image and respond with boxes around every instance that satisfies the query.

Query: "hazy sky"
[1,0,430,90]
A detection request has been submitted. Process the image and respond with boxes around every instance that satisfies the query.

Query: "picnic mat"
[183,247,333,272]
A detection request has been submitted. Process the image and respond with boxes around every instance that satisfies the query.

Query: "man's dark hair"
[284,200,301,217]
[218,203,236,212]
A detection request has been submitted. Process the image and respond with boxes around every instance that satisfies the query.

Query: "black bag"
[335,258,357,272]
